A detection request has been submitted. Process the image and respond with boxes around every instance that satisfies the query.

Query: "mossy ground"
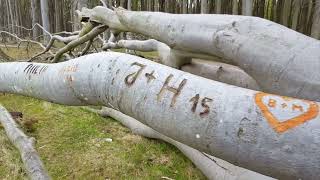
[0,45,205,179]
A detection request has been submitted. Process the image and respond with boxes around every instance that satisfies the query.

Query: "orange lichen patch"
[255,92,319,133]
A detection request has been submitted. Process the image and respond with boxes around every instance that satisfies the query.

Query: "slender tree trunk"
[40,0,50,43]
[182,0,188,13]
[165,0,170,13]
[31,0,41,39]
[282,0,292,27]
[311,0,320,39]
[215,0,222,13]
[7,0,14,34]
[304,0,314,34]
[200,0,207,13]
[55,0,63,32]
[232,0,239,14]
[291,0,301,30]
[242,0,252,15]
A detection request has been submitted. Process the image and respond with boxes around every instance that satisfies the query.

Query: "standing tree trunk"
[282,0,292,27]
[215,0,222,13]
[165,0,170,13]
[54,0,64,32]
[183,0,188,13]
[201,0,208,13]
[232,0,239,14]
[40,0,50,43]
[6,0,14,34]
[242,0,252,15]
[311,0,320,39]
[291,0,301,30]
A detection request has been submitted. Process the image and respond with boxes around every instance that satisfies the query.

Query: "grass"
[0,45,206,179]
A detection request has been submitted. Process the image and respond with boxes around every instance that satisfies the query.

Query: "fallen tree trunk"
[0,52,319,179]
[0,105,50,180]
[86,106,274,180]
[115,9,320,102]
[115,39,260,90]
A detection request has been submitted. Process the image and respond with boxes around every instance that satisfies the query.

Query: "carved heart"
[255,92,319,133]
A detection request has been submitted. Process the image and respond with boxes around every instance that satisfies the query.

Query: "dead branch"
[0,31,54,60]
[0,105,50,180]
[52,25,108,63]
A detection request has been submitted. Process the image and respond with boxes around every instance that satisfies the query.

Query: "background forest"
[0,0,319,41]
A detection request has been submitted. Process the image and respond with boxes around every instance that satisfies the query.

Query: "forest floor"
[0,45,206,179]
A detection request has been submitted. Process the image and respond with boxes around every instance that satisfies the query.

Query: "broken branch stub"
[0,52,319,179]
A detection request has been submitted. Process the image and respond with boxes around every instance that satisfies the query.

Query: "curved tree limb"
[0,105,50,180]
[52,25,108,63]
[0,52,319,179]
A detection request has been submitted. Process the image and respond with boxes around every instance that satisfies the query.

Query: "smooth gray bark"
[88,107,274,180]
[182,59,260,90]
[183,0,188,13]
[115,9,320,102]
[0,105,50,180]
[55,0,64,32]
[215,0,222,13]
[242,0,252,15]
[115,39,260,90]
[0,52,320,179]
[232,0,238,15]
[201,0,208,14]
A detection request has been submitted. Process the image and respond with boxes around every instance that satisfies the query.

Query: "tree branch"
[0,105,50,180]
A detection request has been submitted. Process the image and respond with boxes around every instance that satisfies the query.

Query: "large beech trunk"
[0,52,320,179]
[114,9,320,102]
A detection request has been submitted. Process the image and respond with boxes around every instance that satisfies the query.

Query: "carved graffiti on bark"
[157,74,187,107]
[124,62,146,86]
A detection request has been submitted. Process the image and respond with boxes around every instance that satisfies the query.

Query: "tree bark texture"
[0,52,320,179]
